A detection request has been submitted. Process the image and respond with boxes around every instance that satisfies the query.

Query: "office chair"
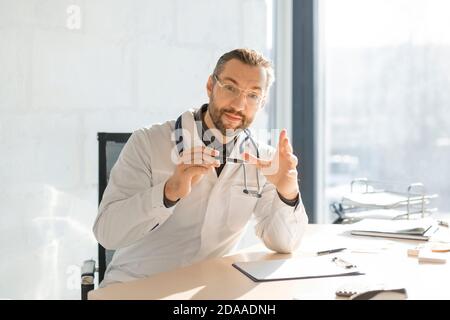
[81,132,132,300]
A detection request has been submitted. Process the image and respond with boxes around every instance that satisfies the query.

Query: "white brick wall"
[0,0,273,299]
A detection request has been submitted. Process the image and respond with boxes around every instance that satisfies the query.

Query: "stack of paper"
[350,219,438,241]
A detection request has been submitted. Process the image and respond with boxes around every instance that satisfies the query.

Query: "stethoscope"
[239,129,262,198]
[174,108,262,198]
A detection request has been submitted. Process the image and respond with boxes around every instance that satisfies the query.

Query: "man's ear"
[206,75,213,99]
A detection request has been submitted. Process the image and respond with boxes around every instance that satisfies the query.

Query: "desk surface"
[89,223,450,300]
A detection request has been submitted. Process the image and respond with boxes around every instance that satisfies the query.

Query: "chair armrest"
[81,259,96,300]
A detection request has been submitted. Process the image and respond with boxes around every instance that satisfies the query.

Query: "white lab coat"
[93,107,308,287]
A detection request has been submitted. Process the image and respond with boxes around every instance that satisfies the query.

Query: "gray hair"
[213,48,275,91]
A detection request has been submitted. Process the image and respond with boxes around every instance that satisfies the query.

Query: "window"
[1,1,275,299]
[319,0,450,222]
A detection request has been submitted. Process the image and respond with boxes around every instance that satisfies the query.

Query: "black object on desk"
[317,247,346,255]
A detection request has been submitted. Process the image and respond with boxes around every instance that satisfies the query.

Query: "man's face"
[207,59,267,135]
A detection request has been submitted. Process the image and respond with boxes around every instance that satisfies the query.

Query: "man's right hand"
[164,146,220,202]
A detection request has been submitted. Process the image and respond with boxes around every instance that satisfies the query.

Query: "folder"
[350,218,438,241]
[232,256,363,282]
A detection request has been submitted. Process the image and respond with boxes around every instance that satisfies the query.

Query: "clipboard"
[232,256,364,282]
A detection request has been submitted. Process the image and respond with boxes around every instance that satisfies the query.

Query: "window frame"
[292,0,320,223]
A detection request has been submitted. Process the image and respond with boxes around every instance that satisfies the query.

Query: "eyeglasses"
[213,74,264,107]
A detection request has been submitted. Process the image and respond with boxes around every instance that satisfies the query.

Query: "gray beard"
[208,107,243,137]
[207,100,249,136]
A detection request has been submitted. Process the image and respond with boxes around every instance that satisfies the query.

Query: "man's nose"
[231,91,247,110]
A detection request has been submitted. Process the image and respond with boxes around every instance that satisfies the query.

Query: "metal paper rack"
[330,178,438,224]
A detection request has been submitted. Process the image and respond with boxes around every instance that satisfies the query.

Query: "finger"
[287,168,298,178]
[276,129,289,154]
[203,146,220,157]
[189,152,219,165]
[182,164,210,172]
[191,174,205,186]
[181,146,219,157]
[183,162,219,170]
[243,152,271,168]
[180,152,220,166]
[278,129,287,147]
[286,153,298,168]
[284,140,293,155]
[279,129,287,141]
[184,165,211,178]
[185,148,220,164]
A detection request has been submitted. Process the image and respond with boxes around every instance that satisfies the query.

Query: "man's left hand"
[243,129,299,201]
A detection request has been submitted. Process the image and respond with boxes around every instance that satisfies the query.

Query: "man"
[93,48,308,287]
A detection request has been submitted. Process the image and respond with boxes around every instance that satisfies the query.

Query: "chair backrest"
[97,132,132,283]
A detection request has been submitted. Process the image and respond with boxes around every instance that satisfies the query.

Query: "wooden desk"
[89,224,450,300]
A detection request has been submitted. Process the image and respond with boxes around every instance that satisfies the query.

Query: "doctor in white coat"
[93,48,308,287]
